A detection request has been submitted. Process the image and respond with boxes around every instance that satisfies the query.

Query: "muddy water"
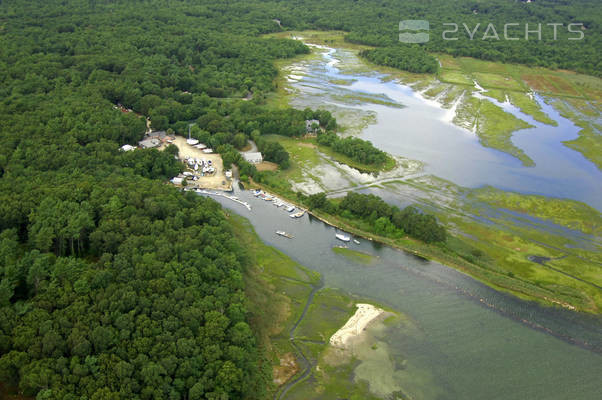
[204,189,602,400]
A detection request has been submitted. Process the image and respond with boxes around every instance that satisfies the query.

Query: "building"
[120,144,136,152]
[139,138,161,149]
[243,152,263,163]
[305,119,320,133]
[148,131,167,140]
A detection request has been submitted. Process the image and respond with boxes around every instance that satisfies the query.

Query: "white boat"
[336,233,351,242]
[290,211,305,218]
[353,239,360,244]
[276,230,293,239]
[285,205,295,212]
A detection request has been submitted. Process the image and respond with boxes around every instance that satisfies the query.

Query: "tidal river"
[203,188,602,400]
[285,45,602,211]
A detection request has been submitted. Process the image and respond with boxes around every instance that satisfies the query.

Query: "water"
[205,189,602,400]
[286,46,602,210]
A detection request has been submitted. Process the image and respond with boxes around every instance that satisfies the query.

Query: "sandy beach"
[329,303,384,348]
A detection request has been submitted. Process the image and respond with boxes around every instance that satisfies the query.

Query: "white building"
[242,152,263,163]
[305,119,320,133]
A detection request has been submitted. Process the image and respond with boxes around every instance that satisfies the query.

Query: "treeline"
[337,0,600,76]
[0,173,270,399]
[359,46,439,74]
[303,192,446,243]
[218,144,259,182]
[317,133,389,166]
[0,0,593,398]
[256,138,290,169]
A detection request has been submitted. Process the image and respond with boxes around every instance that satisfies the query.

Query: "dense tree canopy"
[0,0,596,398]
[360,46,439,74]
[0,175,270,399]
[317,132,389,166]
[304,192,447,243]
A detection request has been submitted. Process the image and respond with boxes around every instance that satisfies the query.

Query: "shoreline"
[248,183,589,314]
[330,304,385,348]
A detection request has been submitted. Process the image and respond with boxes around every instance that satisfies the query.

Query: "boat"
[290,210,305,218]
[353,239,360,244]
[336,233,351,242]
[285,205,295,212]
[276,230,293,239]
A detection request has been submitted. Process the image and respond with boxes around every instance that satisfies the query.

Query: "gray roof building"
[242,152,263,163]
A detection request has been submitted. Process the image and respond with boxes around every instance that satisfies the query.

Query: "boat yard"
[168,135,231,190]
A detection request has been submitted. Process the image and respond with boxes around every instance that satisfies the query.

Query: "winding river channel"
[286,45,602,210]
[212,43,601,399]
[204,188,602,400]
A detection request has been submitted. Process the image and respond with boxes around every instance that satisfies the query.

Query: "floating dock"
[196,189,251,210]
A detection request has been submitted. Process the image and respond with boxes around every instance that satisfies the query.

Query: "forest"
[359,46,439,74]
[303,192,447,244]
[316,132,389,166]
[0,0,598,398]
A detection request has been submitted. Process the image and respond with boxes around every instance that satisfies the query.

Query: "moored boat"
[276,230,293,239]
[290,210,305,218]
[336,233,351,242]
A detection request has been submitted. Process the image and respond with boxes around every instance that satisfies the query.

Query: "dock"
[196,189,251,210]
